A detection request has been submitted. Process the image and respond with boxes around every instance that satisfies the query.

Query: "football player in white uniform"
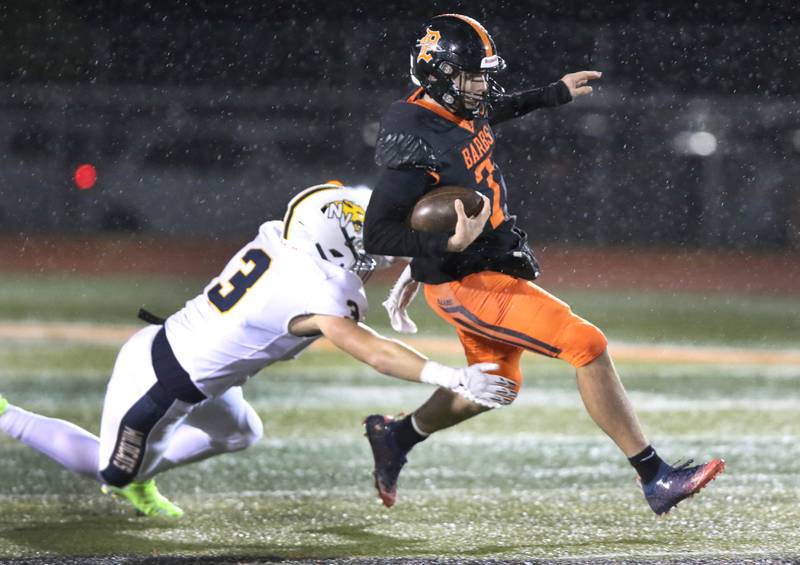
[0,183,516,517]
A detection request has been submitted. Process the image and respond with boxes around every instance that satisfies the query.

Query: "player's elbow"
[362,229,379,255]
[219,405,264,452]
[364,207,406,256]
[362,215,385,255]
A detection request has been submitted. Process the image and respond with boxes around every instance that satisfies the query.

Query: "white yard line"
[1,320,799,366]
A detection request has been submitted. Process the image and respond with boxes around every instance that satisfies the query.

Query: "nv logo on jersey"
[324,199,365,232]
[416,28,442,63]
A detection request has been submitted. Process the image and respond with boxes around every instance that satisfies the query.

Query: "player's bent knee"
[560,319,608,368]
[226,430,261,451]
[225,410,264,452]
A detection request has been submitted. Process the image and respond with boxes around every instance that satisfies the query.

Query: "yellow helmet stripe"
[282,183,341,239]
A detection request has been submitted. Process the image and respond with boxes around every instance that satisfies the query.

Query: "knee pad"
[560,318,608,368]
[243,411,264,447]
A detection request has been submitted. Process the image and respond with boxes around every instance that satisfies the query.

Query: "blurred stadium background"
[0,1,798,563]
[1,0,799,246]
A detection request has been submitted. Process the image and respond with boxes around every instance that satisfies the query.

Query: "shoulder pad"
[374,130,438,170]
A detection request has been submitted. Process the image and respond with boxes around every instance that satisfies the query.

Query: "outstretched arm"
[317,315,427,381]
[290,314,517,408]
[490,70,602,125]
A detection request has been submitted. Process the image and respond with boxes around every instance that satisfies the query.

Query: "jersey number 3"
[474,156,505,229]
[208,248,271,312]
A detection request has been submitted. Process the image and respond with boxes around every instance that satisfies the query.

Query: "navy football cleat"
[364,414,408,508]
[641,458,725,515]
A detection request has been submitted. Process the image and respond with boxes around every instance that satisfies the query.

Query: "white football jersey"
[165,221,367,397]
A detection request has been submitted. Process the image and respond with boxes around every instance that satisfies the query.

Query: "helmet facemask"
[327,215,377,283]
[435,62,506,119]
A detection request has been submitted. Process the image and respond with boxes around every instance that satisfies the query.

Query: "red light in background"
[74,164,97,190]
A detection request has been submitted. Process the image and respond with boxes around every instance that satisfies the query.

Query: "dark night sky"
[1,0,798,243]
[1,0,798,96]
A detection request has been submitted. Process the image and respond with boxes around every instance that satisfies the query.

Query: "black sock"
[628,445,664,483]
[392,415,428,452]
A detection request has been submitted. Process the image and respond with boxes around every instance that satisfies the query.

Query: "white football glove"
[382,264,420,334]
[420,361,518,409]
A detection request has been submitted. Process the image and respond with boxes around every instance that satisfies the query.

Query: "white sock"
[146,425,218,477]
[142,389,263,479]
[144,422,257,478]
[0,405,100,481]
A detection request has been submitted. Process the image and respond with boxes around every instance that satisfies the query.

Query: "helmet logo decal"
[416,27,442,63]
[323,199,365,233]
[481,55,500,69]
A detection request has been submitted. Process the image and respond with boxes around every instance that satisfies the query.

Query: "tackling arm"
[315,314,426,382]
[293,314,518,408]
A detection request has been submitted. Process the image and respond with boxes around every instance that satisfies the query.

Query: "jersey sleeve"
[363,167,451,258]
[374,130,439,170]
[304,270,368,323]
[365,103,450,257]
[489,81,573,125]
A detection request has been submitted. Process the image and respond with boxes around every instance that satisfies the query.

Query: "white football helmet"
[282,182,377,280]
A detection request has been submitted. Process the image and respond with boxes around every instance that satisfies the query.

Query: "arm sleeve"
[363,167,451,258]
[490,80,573,126]
[306,272,368,322]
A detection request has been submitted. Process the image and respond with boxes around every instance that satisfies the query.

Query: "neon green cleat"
[101,479,184,517]
[0,395,8,416]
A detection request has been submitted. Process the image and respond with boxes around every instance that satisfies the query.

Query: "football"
[408,185,484,233]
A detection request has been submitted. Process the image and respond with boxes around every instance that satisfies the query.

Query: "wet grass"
[1,486,796,560]
[1,346,799,560]
[0,274,798,560]
[1,274,800,346]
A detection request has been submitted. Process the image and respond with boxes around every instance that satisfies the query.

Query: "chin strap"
[138,308,166,325]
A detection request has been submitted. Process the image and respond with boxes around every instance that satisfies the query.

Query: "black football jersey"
[364,84,571,284]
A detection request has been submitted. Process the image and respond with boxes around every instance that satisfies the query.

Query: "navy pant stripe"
[151,327,206,404]
[451,316,559,358]
[441,304,562,355]
[100,383,171,488]
[100,327,206,488]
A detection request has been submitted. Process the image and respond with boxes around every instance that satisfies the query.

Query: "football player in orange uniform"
[362,13,724,515]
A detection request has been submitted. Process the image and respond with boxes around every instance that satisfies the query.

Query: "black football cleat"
[364,414,409,508]
[640,458,725,515]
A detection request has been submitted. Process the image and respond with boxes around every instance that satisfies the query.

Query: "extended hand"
[382,264,419,334]
[447,193,491,252]
[452,362,518,408]
[559,70,602,99]
[421,361,518,408]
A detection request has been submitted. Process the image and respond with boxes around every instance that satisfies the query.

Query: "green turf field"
[0,275,798,563]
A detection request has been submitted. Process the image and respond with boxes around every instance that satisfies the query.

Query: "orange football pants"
[424,272,608,388]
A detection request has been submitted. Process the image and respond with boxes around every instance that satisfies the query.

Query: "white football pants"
[0,325,263,485]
